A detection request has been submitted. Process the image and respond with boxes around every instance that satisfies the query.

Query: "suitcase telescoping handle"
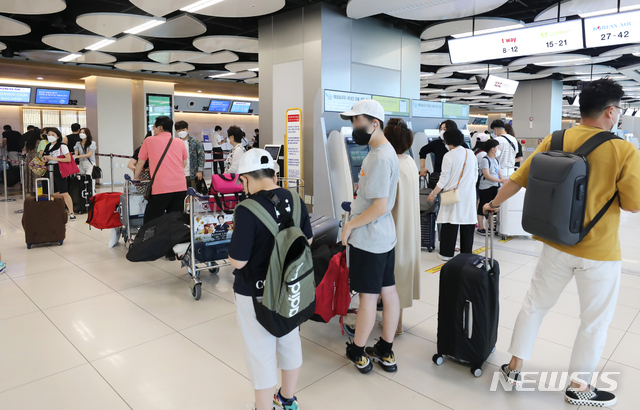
[484,212,495,271]
[35,178,51,201]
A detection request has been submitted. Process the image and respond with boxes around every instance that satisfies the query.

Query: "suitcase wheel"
[471,367,482,378]
[427,246,434,252]
[209,267,219,275]
[27,243,32,249]
[432,354,443,366]
[58,240,63,246]
[192,282,202,300]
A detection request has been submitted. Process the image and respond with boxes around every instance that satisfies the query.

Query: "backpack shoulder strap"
[574,131,622,157]
[289,189,302,228]
[550,130,565,151]
[236,199,279,237]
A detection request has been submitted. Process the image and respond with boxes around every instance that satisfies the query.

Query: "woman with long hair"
[42,127,76,220]
[23,127,42,195]
[74,127,97,192]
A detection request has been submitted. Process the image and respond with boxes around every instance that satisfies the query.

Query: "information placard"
[146,94,173,131]
[372,95,410,116]
[0,86,31,103]
[584,10,640,48]
[448,20,584,64]
[324,90,371,113]
[35,89,70,105]
[412,100,443,118]
[483,75,520,95]
[285,108,303,181]
[442,103,470,120]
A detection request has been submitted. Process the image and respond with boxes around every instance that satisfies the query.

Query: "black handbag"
[195,177,209,195]
[91,162,102,179]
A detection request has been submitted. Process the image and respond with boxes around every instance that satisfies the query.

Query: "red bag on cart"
[311,249,351,323]
[208,173,245,211]
[87,192,123,229]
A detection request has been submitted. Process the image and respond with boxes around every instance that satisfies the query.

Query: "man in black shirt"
[2,125,22,163]
[66,123,81,152]
[228,148,312,410]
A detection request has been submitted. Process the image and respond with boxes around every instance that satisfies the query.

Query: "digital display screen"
[372,95,410,116]
[146,94,173,131]
[483,75,519,95]
[345,138,370,187]
[0,86,31,103]
[230,101,251,113]
[448,19,583,64]
[584,10,640,48]
[412,100,443,118]
[35,89,70,105]
[264,145,281,161]
[325,90,372,113]
[208,100,231,112]
[443,103,470,120]
[472,117,488,125]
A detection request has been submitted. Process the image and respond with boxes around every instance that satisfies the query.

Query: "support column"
[512,79,563,140]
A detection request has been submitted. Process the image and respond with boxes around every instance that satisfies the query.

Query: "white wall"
[0,106,21,132]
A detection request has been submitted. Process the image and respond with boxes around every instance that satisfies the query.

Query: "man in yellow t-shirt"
[484,78,640,407]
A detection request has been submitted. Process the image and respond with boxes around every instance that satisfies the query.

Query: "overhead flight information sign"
[324,90,371,113]
[584,10,640,48]
[412,100,443,118]
[372,95,410,116]
[448,20,584,64]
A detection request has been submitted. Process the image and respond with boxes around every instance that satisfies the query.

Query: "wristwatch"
[489,200,500,209]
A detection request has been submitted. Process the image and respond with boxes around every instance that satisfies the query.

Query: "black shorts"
[477,186,498,216]
[348,246,395,294]
[49,164,68,194]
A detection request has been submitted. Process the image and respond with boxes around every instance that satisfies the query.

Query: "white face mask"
[47,135,57,143]
[439,130,445,139]
[79,133,86,140]
[495,149,502,157]
[178,131,188,139]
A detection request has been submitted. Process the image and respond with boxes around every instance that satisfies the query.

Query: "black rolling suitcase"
[419,176,439,252]
[309,213,340,253]
[68,174,93,214]
[432,214,500,377]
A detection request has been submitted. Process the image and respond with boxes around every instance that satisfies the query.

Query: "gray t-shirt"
[74,141,96,164]
[478,155,500,190]
[349,143,399,254]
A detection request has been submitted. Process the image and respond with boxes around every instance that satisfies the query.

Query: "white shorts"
[235,293,303,390]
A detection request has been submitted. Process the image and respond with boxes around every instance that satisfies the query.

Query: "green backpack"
[235,190,316,337]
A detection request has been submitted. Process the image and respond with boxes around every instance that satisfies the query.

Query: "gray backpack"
[235,190,316,337]
[522,130,621,246]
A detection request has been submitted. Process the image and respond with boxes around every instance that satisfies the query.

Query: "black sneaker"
[345,341,372,374]
[69,214,76,221]
[476,229,487,236]
[365,340,397,373]
[565,385,616,407]
[500,364,522,387]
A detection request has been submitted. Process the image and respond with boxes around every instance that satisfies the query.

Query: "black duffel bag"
[126,212,190,262]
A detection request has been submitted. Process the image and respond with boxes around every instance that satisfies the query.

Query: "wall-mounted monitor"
[208,100,231,112]
[443,103,470,120]
[264,144,281,161]
[230,101,251,113]
[0,86,31,103]
[483,75,519,95]
[412,100,443,118]
[472,117,488,125]
[35,89,70,105]
[146,94,173,131]
[372,95,410,117]
[324,90,372,113]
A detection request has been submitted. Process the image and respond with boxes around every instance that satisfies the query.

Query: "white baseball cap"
[237,148,275,175]
[340,99,385,123]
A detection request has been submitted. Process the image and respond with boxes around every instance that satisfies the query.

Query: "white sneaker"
[438,254,452,261]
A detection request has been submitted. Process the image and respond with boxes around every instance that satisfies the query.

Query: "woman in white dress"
[427,129,478,261]
[384,118,421,335]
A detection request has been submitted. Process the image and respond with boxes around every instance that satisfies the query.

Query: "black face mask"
[352,123,374,145]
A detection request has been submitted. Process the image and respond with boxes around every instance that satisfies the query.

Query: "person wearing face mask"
[134,116,188,260]
[490,119,518,177]
[228,148,313,410]
[339,100,401,376]
[174,121,205,190]
[224,126,246,174]
[74,128,97,193]
[419,120,462,189]
[427,129,478,261]
[483,79,640,407]
[41,127,76,221]
[475,138,507,235]
[66,123,81,153]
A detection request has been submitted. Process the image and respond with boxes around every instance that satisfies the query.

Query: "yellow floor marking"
[426,246,490,273]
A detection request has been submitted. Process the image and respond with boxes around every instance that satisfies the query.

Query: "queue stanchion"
[48,164,55,197]
[2,155,7,203]
[13,157,26,213]
[110,153,114,192]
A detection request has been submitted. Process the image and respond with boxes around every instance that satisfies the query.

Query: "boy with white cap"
[340,99,401,374]
[228,148,313,410]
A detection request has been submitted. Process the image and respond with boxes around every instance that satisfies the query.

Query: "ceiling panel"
[42,34,106,53]
[421,17,523,40]
[187,51,239,64]
[128,0,193,17]
[224,62,259,72]
[0,0,66,15]
[139,14,206,39]
[0,15,31,36]
[192,0,285,17]
[20,49,71,63]
[420,38,446,53]
[348,0,508,20]
[76,51,116,65]
[193,36,259,54]
[99,35,154,53]
[76,13,160,38]
[420,53,452,66]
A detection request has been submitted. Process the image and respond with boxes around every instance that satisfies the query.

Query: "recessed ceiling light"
[197,90,202,92]
[37,77,43,80]
[58,53,82,62]
[86,38,116,51]
[209,72,235,79]
[124,18,166,35]
[180,0,225,13]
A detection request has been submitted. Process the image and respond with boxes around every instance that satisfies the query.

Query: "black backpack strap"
[255,190,294,229]
[550,130,565,151]
[574,131,621,156]
[580,192,618,242]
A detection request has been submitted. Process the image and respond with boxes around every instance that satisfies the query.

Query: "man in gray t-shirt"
[339,99,401,376]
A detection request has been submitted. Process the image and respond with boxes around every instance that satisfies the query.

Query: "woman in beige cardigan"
[384,118,421,334]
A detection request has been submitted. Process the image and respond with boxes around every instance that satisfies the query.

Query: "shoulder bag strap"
[454,151,468,190]
[236,198,280,237]
[289,189,302,228]
[147,137,173,196]
[550,130,566,151]
[501,135,516,151]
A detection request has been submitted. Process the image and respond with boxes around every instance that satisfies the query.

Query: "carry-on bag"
[209,173,245,211]
[420,212,437,252]
[68,174,93,214]
[87,192,122,229]
[126,212,191,262]
[22,178,66,248]
[433,213,500,377]
[310,245,350,323]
